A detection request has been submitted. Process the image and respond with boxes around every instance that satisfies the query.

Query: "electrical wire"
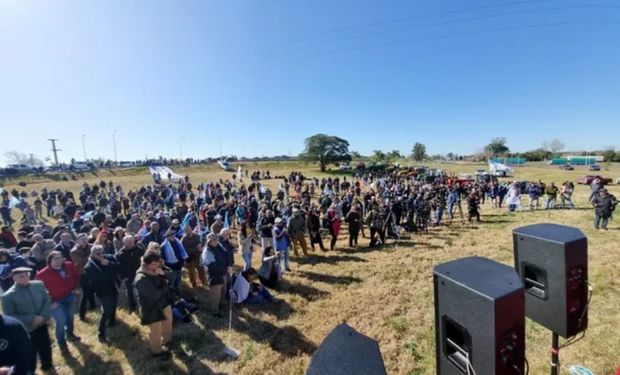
[233,0,595,66]
[287,20,620,64]
[559,281,593,350]
[286,4,620,56]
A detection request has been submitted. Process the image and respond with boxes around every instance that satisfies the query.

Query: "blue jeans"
[51,294,76,344]
[169,269,182,291]
[242,252,253,271]
[245,287,274,304]
[277,247,289,270]
[434,207,443,225]
[594,215,609,229]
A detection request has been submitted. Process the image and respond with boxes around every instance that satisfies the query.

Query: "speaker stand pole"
[551,333,559,375]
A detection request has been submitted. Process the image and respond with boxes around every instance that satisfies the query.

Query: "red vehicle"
[577,175,612,185]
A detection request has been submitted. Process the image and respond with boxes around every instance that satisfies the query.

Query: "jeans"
[169,269,182,291]
[79,274,96,319]
[98,294,118,338]
[245,287,274,304]
[545,197,556,209]
[51,294,76,344]
[276,247,290,270]
[509,204,517,212]
[435,207,443,225]
[242,252,253,271]
[594,215,609,229]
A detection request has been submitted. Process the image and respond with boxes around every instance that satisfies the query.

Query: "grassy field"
[1,161,620,375]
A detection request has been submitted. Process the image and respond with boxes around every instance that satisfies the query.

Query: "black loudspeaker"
[513,223,588,338]
[434,256,525,375]
[307,323,386,375]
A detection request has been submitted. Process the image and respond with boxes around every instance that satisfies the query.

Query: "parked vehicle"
[339,163,352,171]
[577,175,612,185]
[559,164,574,170]
[588,164,601,171]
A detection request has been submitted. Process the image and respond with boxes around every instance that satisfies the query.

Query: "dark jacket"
[0,314,36,375]
[84,255,120,297]
[258,215,274,238]
[141,231,162,246]
[592,194,617,217]
[201,242,231,286]
[116,246,144,279]
[133,268,172,325]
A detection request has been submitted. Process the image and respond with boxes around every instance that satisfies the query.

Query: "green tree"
[484,137,510,157]
[603,146,616,162]
[299,134,351,171]
[371,150,386,161]
[387,150,402,161]
[411,142,427,162]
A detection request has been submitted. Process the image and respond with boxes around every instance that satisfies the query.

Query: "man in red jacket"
[36,251,80,350]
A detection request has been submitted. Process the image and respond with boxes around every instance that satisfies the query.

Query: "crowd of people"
[0,168,617,373]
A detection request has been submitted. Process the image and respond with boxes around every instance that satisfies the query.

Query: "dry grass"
[2,161,620,374]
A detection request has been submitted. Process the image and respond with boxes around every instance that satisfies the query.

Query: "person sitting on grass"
[258,246,282,289]
[232,268,274,305]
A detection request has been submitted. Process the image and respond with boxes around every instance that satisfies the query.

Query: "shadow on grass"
[294,253,368,266]
[234,309,317,357]
[62,340,124,375]
[295,270,362,286]
[278,279,330,301]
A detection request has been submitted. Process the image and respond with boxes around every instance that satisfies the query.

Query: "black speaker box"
[434,256,525,375]
[513,223,588,338]
[307,323,386,375]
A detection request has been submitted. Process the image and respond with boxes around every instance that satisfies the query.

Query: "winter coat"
[35,262,79,302]
[84,255,120,297]
[1,281,51,332]
[133,268,173,325]
[116,246,144,279]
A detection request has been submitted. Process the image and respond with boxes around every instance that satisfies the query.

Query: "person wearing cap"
[35,251,80,349]
[1,267,53,371]
[160,229,188,291]
[70,234,96,321]
[591,188,618,230]
[201,232,232,317]
[0,249,29,291]
[84,244,120,344]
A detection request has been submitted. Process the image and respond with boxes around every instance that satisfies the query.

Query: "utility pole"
[48,139,61,166]
[112,130,118,165]
[82,134,87,161]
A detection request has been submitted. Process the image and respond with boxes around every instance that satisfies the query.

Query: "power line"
[286,20,620,64]
[234,0,573,66]
[284,4,620,57]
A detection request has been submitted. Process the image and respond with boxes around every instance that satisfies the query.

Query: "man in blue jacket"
[0,313,36,374]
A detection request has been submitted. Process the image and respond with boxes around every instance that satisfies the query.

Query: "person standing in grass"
[35,251,80,350]
[544,182,559,209]
[84,245,120,344]
[181,225,206,287]
[134,250,173,360]
[1,267,53,372]
[592,188,617,230]
[345,205,361,247]
[201,232,231,317]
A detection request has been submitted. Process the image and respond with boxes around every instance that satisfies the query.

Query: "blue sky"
[1,0,619,164]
